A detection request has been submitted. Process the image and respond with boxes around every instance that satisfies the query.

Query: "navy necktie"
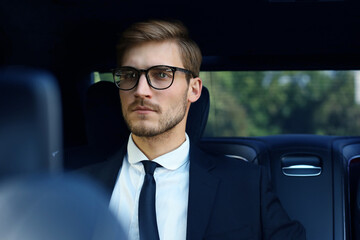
[139,161,160,240]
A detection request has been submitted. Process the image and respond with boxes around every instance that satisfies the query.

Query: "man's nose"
[134,73,152,97]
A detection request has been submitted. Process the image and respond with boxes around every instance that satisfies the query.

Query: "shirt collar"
[127,133,190,171]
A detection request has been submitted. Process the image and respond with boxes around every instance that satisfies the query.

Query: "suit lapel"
[186,146,220,240]
[105,145,126,189]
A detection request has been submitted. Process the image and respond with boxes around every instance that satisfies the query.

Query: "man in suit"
[79,19,305,240]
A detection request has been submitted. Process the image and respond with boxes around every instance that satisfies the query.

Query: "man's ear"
[188,77,202,103]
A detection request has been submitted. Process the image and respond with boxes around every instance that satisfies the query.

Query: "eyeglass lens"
[114,66,174,90]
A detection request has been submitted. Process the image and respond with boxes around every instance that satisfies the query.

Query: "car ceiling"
[2,0,360,76]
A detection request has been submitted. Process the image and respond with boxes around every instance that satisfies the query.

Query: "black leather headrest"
[187,86,210,143]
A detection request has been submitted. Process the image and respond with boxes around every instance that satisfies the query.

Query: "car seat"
[0,66,126,240]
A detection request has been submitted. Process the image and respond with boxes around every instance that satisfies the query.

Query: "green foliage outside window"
[202,71,360,137]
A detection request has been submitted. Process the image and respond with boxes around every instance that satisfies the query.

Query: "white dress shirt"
[109,134,190,240]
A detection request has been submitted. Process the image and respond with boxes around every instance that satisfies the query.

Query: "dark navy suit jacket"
[78,142,306,240]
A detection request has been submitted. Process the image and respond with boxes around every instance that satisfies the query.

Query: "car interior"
[2,0,360,239]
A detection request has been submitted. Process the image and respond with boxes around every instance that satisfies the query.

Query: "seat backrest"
[0,174,126,240]
[333,137,360,239]
[0,66,62,177]
[356,178,360,240]
[199,137,269,165]
[0,67,126,240]
[201,135,350,240]
[261,135,348,240]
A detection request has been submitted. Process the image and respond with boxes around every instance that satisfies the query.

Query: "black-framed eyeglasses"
[112,65,196,91]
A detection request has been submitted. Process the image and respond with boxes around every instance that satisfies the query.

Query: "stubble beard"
[123,91,188,138]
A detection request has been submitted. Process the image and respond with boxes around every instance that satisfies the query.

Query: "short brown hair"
[116,19,202,78]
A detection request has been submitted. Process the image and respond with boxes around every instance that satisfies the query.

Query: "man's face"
[119,41,191,138]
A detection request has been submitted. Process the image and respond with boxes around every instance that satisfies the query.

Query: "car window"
[94,70,360,137]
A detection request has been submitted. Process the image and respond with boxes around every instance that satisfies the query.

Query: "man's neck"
[131,131,186,160]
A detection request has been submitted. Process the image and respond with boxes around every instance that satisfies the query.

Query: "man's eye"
[128,73,136,78]
[159,72,168,78]
[122,72,136,79]
[153,70,172,79]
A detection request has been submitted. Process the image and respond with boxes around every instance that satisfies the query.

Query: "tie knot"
[142,161,160,175]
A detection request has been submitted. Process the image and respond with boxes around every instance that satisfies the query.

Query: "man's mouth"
[133,106,156,113]
[128,99,160,114]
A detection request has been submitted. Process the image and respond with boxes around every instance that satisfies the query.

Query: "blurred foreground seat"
[0,66,62,176]
[0,174,126,240]
[0,66,126,240]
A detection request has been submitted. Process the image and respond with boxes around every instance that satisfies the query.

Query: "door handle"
[281,156,322,177]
